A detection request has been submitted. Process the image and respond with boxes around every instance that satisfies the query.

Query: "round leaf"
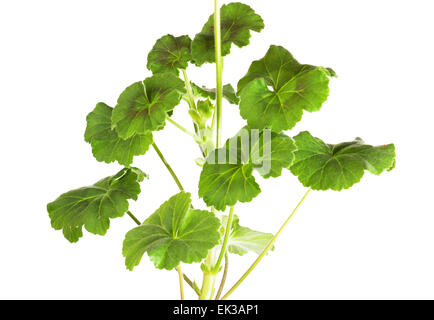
[85,103,153,166]
[147,34,192,75]
[237,45,336,131]
[47,168,144,243]
[290,131,396,191]
[191,2,264,66]
[123,192,220,270]
[112,74,186,138]
[199,127,295,210]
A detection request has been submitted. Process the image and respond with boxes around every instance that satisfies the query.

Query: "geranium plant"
[47,1,396,300]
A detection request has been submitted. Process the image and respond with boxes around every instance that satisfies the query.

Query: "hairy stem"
[221,189,312,300]
[152,142,185,192]
[214,0,223,148]
[213,206,234,273]
[215,253,229,300]
[177,266,185,300]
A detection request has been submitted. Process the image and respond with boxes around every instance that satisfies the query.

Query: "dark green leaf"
[290,131,396,191]
[123,192,220,270]
[191,83,240,105]
[147,34,192,75]
[199,127,296,210]
[112,74,185,138]
[191,2,264,66]
[237,45,336,131]
[47,168,144,243]
[85,103,153,166]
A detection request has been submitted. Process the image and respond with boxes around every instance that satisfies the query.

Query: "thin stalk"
[182,69,197,111]
[215,253,229,300]
[214,0,223,148]
[177,266,185,300]
[152,142,185,192]
[183,275,201,297]
[213,206,235,273]
[125,209,198,296]
[126,211,141,226]
[167,117,202,143]
[221,189,312,300]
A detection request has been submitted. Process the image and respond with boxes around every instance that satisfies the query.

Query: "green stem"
[221,189,312,300]
[215,253,229,300]
[214,0,223,148]
[199,0,224,301]
[152,142,185,192]
[177,265,185,300]
[200,272,216,300]
[126,211,141,226]
[167,117,202,143]
[213,206,234,273]
[182,69,197,111]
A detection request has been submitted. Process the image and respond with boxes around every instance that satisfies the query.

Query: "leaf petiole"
[166,117,203,144]
[177,265,185,300]
[152,142,185,192]
[220,189,312,300]
[212,206,235,274]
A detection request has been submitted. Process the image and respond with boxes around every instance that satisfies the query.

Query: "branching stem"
[221,189,312,300]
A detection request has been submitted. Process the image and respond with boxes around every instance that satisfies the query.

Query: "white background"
[1,0,433,300]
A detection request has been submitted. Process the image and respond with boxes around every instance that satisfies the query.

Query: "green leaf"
[147,34,192,75]
[112,74,186,138]
[85,103,153,166]
[290,131,396,191]
[47,168,144,243]
[123,192,220,271]
[223,215,273,256]
[199,127,296,210]
[191,82,240,105]
[191,2,264,66]
[237,45,336,132]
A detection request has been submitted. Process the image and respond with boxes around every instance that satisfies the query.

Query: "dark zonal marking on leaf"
[191,2,265,66]
[237,45,336,132]
[111,74,186,139]
[47,168,144,243]
[290,131,396,191]
[147,34,192,75]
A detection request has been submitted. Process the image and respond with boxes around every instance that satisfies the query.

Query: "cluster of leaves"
[47,2,396,277]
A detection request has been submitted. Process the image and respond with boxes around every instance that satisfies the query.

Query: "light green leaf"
[191,83,240,105]
[223,215,273,256]
[290,131,396,191]
[85,103,153,166]
[47,168,144,243]
[123,192,221,271]
[112,74,186,138]
[191,2,264,66]
[199,127,296,210]
[147,34,192,75]
[237,45,336,132]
